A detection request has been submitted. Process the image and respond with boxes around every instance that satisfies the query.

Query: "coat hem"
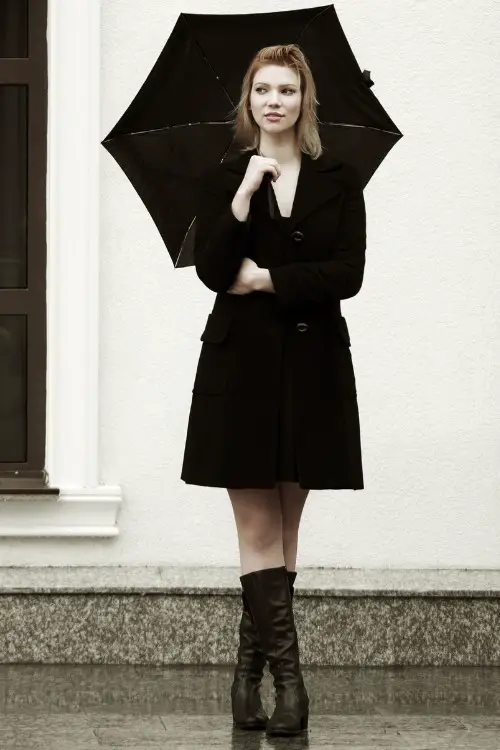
[181,477,364,491]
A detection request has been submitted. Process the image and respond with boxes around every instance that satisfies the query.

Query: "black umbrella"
[101,3,402,269]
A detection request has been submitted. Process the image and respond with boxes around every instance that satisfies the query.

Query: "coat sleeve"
[193,164,251,293]
[268,164,366,310]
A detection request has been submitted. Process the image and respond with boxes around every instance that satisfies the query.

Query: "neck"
[258,133,301,166]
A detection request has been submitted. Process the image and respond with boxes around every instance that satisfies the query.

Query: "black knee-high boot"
[231,570,298,730]
[239,566,309,736]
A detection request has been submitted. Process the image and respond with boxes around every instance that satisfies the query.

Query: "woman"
[181,44,366,736]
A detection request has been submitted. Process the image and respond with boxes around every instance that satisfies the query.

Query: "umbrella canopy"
[101,3,402,268]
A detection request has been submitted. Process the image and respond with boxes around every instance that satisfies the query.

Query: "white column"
[0,0,122,537]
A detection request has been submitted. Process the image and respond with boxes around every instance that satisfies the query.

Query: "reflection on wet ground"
[0,664,499,748]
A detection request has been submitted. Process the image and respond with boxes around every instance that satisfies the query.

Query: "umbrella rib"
[102,122,232,140]
[181,14,235,110]
[175,215,196,269]
[103,121,400,140]
[322,122,403,136]
[295,6,331,44]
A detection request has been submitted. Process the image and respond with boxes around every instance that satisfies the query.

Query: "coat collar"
[220,147,343,231]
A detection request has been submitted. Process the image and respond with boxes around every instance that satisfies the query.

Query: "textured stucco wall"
[94,0,500,566]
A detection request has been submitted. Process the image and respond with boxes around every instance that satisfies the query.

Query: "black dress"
[275,215,300,483]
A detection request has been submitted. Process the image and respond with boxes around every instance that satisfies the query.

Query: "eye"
[255,87,295,94]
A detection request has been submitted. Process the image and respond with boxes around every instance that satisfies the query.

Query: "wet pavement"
[0,663,499,748]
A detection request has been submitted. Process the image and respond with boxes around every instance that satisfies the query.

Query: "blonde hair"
[226,44,323,159]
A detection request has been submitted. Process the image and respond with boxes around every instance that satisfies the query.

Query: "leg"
[227,486,284,575]
[229,486,309,735]
[278,482,310,572]
[229,487,283,729]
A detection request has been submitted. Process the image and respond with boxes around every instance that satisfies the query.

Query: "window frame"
[0,0,49,489]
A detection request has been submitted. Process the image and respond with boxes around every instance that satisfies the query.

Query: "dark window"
[0,0,49,491]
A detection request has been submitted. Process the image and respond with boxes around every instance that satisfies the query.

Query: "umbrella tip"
[362,69,374,87]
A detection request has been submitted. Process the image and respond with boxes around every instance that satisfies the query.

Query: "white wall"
[2,0,499,567]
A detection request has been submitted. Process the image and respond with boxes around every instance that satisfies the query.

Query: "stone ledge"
[1,565,500,597]
[2,566,500,665]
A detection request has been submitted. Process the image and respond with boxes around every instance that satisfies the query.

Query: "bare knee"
[227,487,282,551]
[279,482,310,535]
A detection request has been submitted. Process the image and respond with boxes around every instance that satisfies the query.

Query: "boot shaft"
[240,566,303,688]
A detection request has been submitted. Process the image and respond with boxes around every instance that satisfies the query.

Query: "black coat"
[180,147,366,490]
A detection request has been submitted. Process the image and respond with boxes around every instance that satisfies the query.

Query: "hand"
[227,257,261,295]
[239,154,281,196]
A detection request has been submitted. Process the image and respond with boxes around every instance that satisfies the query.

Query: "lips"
[265,114,283,120]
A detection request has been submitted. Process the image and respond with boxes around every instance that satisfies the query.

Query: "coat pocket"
[337,315,357,395]
[337,316,351,347]
[200,312,232,343]
[193,313,232,395]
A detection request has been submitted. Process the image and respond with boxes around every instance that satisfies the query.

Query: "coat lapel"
[221,147,343,233]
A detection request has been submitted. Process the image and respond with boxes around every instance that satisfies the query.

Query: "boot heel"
[301,713,309,729]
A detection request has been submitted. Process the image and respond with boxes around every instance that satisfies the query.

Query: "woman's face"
[249,64,302,134]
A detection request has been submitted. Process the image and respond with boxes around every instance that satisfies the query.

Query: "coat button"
[296,322,308,332]
[291,230,304,242]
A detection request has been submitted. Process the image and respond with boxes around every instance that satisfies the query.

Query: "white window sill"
[0,486,122,537]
